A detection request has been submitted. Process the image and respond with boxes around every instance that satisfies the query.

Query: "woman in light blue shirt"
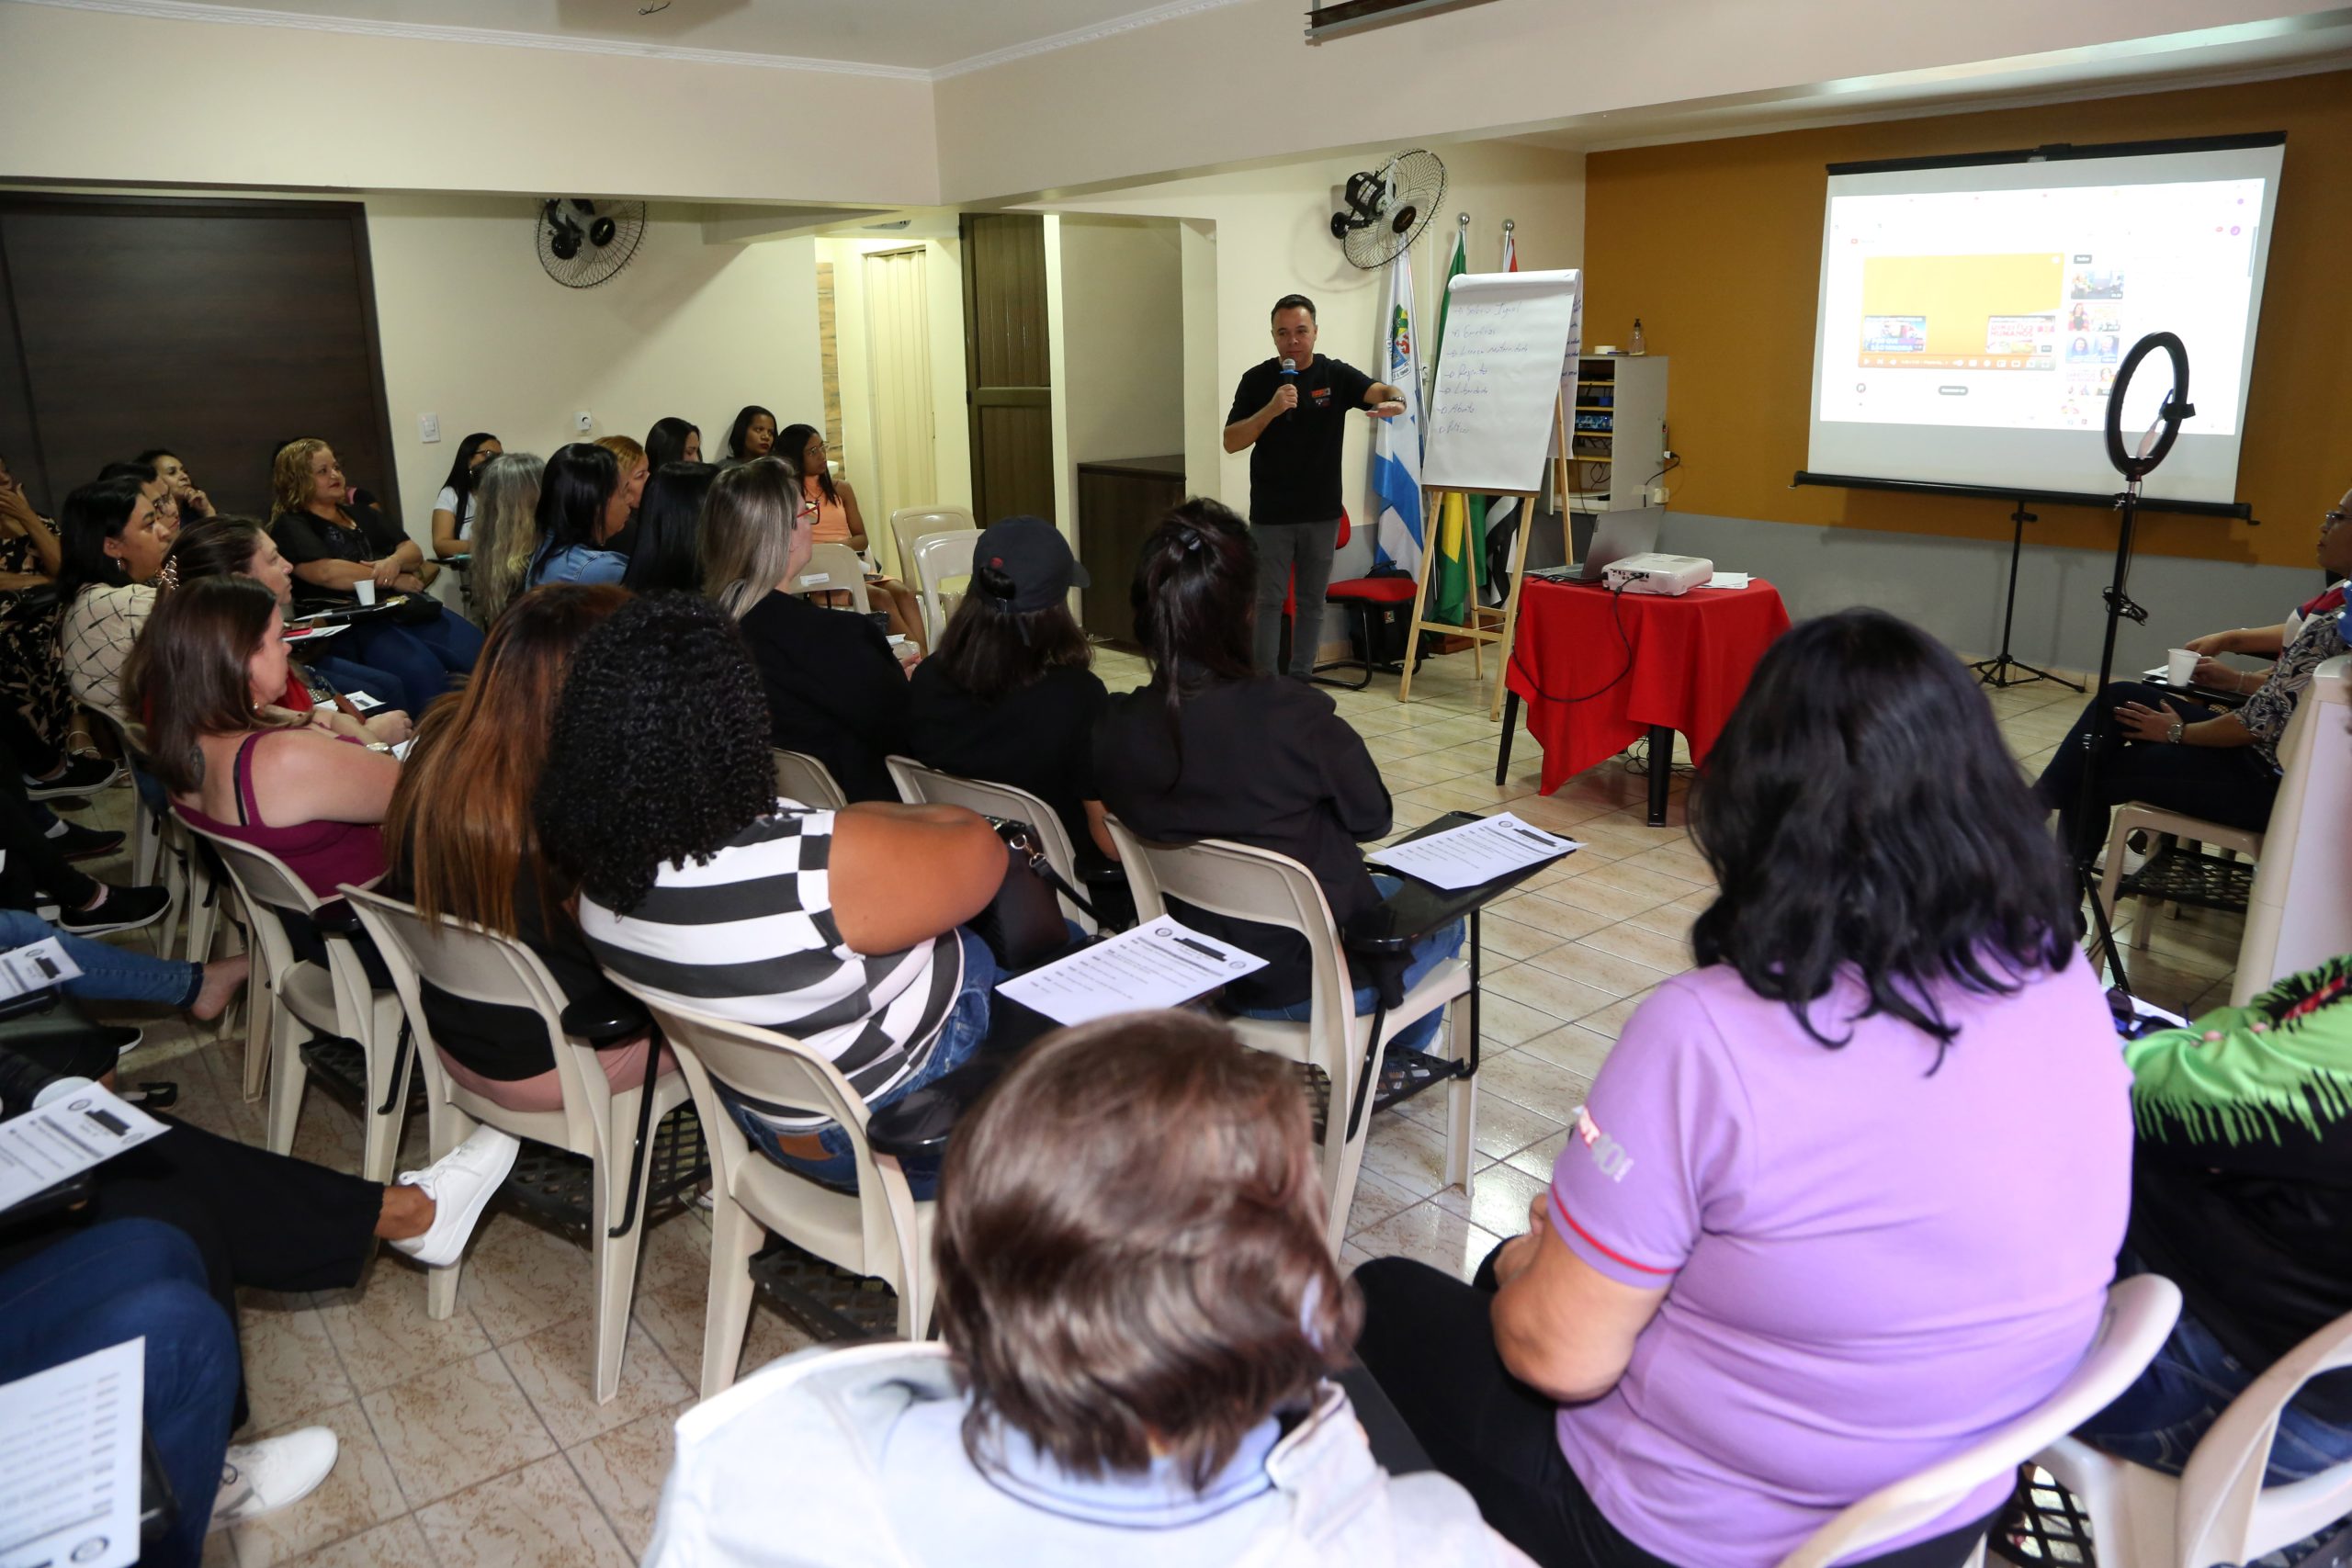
[525,443,628,589]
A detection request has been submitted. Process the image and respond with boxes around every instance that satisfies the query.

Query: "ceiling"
[126,0,1247,73]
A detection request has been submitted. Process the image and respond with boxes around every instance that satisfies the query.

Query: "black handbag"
[968,818,1097,972]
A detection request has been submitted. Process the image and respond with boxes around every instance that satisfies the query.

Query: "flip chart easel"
[1396,267,1583,720]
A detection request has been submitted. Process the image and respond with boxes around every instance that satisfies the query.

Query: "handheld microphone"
[1278,357,1297,420]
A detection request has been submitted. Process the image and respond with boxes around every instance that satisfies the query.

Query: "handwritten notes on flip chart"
[1421,269,1584,497]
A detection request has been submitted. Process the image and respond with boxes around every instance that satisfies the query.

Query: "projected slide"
[1805,141,2280,503]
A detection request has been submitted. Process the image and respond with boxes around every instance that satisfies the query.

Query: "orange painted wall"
[1582,71,2352,568]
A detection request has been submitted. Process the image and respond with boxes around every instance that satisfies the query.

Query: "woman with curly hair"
[535,592,1006,1195]
[384,582,669,1112]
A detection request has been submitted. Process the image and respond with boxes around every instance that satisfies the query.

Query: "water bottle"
[1631,318,1647,356]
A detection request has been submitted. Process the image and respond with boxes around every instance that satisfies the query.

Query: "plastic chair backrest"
[2236,653,2352,1001]
[911,528,982,648]
[1777,1274,2184,1568]
[887,756,1093,932]
[192,824,324,918]
[2177,1303,2352,1563]
[791,542,870,614]
[772,750,849,811]
[599,976,922,1279]
[888,505,975,579]
[339,886,592,1144]
[1102,816,1356,1035]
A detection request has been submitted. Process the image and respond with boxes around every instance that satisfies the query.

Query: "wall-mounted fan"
[536,198,647,288]
[1330,149,1446,269]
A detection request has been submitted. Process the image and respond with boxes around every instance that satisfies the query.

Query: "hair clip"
[1177,528,1204,554]
[155,558,182,592]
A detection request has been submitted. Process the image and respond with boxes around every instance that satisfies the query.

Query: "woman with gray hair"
[700,455,911,802]
[466,451,544,625]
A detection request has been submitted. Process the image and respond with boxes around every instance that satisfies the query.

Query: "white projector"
[1602,552,1713,596]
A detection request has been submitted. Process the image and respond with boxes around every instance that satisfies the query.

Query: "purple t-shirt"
[1549,954,2132,1565]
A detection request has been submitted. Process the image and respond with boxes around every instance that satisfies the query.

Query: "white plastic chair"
[1779,1274,2184,1568]
[771,750,848,812]
[2098,804,2263,955]
[79,706,168,891]
[887,504,975,581]
[1104,816,1474,1254]
[887,755,1099,935]
[910,528,983,650]
[2235,654,2352,1001]
[2035,1303,2352,1568]
[181,824,410,1180]
[600,978,937,1398]
[344,886,692,1404]
[790,542,871,615]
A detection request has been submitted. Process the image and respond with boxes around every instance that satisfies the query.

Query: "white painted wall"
[362,195,821,548]
[1052,215,1185,558]
[0,0,939,205]
[932,0,2346,201]
[1037,137,1585,576]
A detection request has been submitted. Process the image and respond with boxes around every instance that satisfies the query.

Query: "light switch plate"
[419,413,441,443]
[574,411,594,434]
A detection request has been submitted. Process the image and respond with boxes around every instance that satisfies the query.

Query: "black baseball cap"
[974,514,1089,612]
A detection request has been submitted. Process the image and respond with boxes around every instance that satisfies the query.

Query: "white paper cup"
[355,580,377,607]
[2165,647,2197,685]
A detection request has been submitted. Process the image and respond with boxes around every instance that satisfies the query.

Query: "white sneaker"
[209,1427,339,1530]
[388,1125,521,1268]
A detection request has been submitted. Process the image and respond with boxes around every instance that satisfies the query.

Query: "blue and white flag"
[1368,247,1424,573]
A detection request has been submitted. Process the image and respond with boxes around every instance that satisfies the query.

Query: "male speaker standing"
[1223,293,1407,678]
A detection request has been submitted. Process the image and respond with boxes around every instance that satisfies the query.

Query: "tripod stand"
[2070,331,2196,997]
[1972,500,2084,692]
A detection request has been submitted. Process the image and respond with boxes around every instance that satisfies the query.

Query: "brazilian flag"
[1429,227,1487,628]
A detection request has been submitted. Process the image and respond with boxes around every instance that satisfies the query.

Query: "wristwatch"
[2165,719,2186,745]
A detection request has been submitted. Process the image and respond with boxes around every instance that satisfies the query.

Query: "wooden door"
[960,214,1054,525]
[0,197,399,519]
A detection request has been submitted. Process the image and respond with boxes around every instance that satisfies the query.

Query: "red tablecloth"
[1505,579,1792,793]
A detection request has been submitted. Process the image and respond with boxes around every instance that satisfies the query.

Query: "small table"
[1497,577,1792,825]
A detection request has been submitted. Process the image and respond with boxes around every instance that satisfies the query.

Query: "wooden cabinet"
[1077,454,1184,646]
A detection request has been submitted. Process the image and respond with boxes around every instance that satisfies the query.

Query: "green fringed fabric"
[2125,955,2352,1147]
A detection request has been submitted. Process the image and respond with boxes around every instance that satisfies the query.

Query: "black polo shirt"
[1227,355,1377,526]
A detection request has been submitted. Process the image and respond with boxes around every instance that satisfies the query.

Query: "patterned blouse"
[61,582,157,723]
[2238,608,2346,771]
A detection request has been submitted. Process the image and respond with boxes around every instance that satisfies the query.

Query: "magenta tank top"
[175,731,388,898]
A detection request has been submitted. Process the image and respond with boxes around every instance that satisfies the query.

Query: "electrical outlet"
[574,411,594,434]
[1648,484,1670,506]
[419,413,441,443]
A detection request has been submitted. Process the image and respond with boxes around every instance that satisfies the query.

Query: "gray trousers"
[1251,519,1340,679]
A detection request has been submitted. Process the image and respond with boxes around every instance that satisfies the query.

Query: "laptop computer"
[1562,512,1662,582]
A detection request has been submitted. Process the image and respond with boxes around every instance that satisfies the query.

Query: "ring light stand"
[2073,331,2195,997]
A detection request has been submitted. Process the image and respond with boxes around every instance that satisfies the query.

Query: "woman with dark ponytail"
[1093,497,1461,1046]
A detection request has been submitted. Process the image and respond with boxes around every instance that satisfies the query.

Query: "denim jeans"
[344,613,485,707]
[2076,1258,2352,1483]
[1235,874,1467,1056]
[307,651,416,719]
[0,1219,241,1568]
[719,929,1001,1200]
[0,906,202,1006]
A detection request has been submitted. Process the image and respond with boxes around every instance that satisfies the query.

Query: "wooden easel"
[1396,393,1572,722]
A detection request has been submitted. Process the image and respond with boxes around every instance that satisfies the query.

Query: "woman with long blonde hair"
[467,451,544,624]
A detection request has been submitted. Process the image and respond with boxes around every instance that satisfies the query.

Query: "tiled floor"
[56,645,2244,1568]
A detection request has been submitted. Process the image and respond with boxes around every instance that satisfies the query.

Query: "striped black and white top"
[579,801,963,1132]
